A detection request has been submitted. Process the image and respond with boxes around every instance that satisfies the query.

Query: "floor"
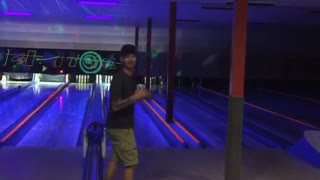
[0,147,319,180]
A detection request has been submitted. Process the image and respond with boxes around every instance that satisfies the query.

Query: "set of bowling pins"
[76,75,89,83]
[104,75,112,84]
[144,76,162,85]
[96,75,113,84]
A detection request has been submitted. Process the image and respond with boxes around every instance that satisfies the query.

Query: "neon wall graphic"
[0,48,122,74]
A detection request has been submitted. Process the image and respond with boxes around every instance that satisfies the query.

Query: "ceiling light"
[85,15,113,20]
[3,12,32,16]
[79,1,118,6]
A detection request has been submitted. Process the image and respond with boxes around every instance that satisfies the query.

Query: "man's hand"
[132,88,148,101]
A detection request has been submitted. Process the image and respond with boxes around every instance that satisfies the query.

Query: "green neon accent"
[79,51,103,74]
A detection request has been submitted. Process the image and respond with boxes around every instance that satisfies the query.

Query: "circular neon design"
[79,51,103,74]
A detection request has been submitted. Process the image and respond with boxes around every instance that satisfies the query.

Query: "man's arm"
[109,74,137,112]
[111,96,136,111]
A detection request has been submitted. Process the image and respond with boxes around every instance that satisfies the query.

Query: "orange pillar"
[225,0,248,180]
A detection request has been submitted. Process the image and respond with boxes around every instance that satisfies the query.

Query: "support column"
[224,0,248,180]
[135,26,139,75]
[166,1,176,124]
[146,18,152,90]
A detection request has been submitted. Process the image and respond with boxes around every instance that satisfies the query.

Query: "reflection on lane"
[17,84,92,147]
[0,84,60,133]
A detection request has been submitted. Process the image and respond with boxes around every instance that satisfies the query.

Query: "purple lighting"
[86,15,113,20]
[3,12,32,16]
[79,1,118,6]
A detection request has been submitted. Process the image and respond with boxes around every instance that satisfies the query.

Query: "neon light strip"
[79,1,118,6]
[150,99,201,144]
[3,12,32,16]
[262,88,320,104]
[0,84,68,143]
[142,99,185,144]
[244,102,318,129]
[85,15,113,20]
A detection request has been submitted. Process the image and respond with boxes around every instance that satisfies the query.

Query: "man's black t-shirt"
[106,71,136,129]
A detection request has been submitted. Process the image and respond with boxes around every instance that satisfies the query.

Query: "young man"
[105,44,149,180]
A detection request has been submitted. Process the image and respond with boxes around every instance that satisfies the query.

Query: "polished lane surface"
[17,84,93,147]
[0,84,59,134]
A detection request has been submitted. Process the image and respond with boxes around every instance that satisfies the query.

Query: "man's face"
[121,54,136,69]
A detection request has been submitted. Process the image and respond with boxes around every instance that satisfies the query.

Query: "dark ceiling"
[0,0,320,26]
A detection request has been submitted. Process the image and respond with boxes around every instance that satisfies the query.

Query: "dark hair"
[120,44,136,56]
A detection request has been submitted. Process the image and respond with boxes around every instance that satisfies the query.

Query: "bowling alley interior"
[0,0,320,180]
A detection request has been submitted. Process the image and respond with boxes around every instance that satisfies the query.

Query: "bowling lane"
[17,84,93,147]
[179,88,308,145]
[134,102,170,147]
[152,93,228,148]
[0,83,59,133]
[246,91,320,128]
[154,88,292,148]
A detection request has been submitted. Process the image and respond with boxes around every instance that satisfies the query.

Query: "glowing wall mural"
[0,48,122,74]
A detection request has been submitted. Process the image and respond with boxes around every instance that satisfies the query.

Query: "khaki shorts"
[107,128,138,167]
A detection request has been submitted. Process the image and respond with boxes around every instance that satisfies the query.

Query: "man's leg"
[121,129,138,180]
[123,166,135,180]
[105,130,120,180]
[105,151,119,180]
[107,129,138,180]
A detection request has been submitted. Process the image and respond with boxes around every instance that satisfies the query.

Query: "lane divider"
[150,99,200,144]
[261,88,320,104]
[142,99,186,145]
[244,103,318,129]
[197,86,317,129]
[0,83,69,145]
